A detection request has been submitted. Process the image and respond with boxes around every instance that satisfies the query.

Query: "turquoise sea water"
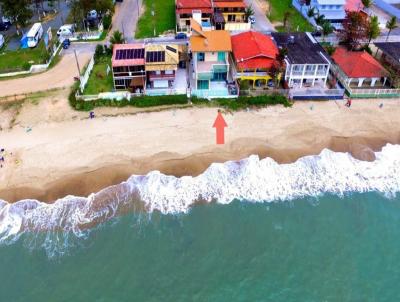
[1,192,400,302]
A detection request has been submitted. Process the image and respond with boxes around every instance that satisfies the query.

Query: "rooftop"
[332,47,388,78]
[271,32,330,65]
[231,31,278,69]
[214,1,246,8]
[112,43,145,67]
[190,19,232,52]
[374,42,400,62]
[176,0,212,9]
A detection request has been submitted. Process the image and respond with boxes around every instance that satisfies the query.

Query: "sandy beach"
[0,91,399,203]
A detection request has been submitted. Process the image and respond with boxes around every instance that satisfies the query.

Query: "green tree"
[366,15,380,47]
[283,11,292,31]
[314,13,326,26]
[307,7,316,18]
[340,11,369,50]
[386,16,398,42]
[361,0,373,12]
[110,30,125,47]
[244,5,254,22]
[0,0,33,34]
[321,21,333,40]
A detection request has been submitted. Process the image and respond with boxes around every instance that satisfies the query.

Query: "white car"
[57,24,75,37]
[0,34,4,49]
[249,16,256,24]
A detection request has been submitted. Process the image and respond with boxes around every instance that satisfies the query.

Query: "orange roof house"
[190,20,232,52]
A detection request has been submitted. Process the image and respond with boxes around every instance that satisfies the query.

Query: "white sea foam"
[0,144,400,253]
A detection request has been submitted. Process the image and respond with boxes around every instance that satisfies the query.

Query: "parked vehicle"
[249,16,256,24]
[0,21,9,31]
[57,24,75,37]
[1,16,12,26]
[27,23,43,48]
[87,10,98,20]
[175,32,187,40]
[62,38,71,49]
[0,34,4,49]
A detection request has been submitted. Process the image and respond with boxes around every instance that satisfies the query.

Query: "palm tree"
[366,15,380,47]
[110,30,125,47]
[283,11,292,31]
[321,21,333,41]
[314,13,326,26]
[361,0,373,14]
[307,7,316,18]
[244,5,255,22]
[386,16,398,42]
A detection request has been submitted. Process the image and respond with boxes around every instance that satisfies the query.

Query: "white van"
[27,23,43,48]
[57,24,75,37]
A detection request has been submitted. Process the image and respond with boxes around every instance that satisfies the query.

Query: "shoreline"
[0,135,395,203]
[1,98,400,203]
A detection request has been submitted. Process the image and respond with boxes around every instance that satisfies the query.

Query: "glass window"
[197,52,205,61]
[197,80,209,89]
[217,52,225,62]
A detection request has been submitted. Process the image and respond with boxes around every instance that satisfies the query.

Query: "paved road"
[0,43,95,98]
[245,0,275,32]
[112,0,142,41]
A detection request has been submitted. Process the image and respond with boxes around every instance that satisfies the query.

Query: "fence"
[0,41,63,78]
[79,55,95,93]
[346,87,400,98]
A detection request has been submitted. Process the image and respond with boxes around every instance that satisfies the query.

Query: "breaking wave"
[0,144,399,256]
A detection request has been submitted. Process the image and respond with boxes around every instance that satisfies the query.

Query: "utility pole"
[74,49,81,78]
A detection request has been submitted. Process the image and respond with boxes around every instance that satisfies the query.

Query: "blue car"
[62,39,71,49]
[175,32,187,40]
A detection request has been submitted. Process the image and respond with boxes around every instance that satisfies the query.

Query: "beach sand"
[0,93,399,203]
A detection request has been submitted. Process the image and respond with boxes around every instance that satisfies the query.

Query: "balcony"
[148,72,175,81]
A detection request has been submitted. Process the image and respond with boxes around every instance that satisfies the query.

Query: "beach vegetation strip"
[268,0,313,32]
[135,0,176,38]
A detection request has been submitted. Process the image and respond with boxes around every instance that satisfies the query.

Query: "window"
[165,70,174,75]
[197,80,209,89]
[212,72,227,81]
[228,14,235,22]
[197,52,205,61]
[217,52,225,62]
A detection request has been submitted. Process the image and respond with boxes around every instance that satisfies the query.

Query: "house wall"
[193,51,230,89]
[285,61,330,88]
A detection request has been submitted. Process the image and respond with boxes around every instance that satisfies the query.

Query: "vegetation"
[0,0,33,34]
[191,95,292,111]
[268,0,313,32]
[0,40,52,73]
[386,16,398,42]
[83,55,113,95]
[366,15,380,47]
[68,0,114,26]
[340,11,370,50]
[110,30,125,47]
[135,0,176,38]
[244,5,255,22]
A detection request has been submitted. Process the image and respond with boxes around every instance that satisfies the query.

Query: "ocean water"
[1,145,400,301]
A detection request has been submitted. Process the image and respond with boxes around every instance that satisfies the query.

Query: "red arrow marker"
[212,111,228,145]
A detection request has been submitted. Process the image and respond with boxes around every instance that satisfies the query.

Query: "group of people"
[0,148,6,168]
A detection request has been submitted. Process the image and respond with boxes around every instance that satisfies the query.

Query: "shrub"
[102,14,112,30]
[94,45,105,60]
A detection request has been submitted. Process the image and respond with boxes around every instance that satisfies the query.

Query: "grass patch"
[135,0,175,38]
[83,55,114,95]
[191,94,292,110]
[268,0,313,32]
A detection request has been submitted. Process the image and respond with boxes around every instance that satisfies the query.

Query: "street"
[112,0,142,41]
[244,0,275,32]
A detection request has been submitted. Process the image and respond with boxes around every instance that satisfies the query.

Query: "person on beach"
[345,99,352,108]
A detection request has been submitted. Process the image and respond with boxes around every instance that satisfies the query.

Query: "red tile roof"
[176,0,212,9]
[177,8,213,14]
[345,0,363,11]
[112,43,145,67]
[214,1,246,8]
[332,47,388,78]
[231,31,279,70]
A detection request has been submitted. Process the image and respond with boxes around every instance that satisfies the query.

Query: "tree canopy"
[0,0,33,33]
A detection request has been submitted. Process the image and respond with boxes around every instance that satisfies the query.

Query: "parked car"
[175,32,187,40]
[0,22,9,31]
[57,24,75,37]
[1,16,12,26]
[0,34,4,49]
[249,16,256,24]
[62,38,71,49]
[87,10,98,20]
[27,23,43,48]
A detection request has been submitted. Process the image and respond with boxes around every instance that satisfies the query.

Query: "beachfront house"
[374,42,400,74]
[292,0,346,29]
[112,44,146,93]
[212,0,251,31]
[144,44,180,91]
[176,0,213,33]
[331,47,389,88]
[230,31,280,88]
[189,19,238,98]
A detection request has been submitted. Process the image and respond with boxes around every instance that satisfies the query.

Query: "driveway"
[112,0,142,41]
[0,43,95,98]
[245,0,275,32]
